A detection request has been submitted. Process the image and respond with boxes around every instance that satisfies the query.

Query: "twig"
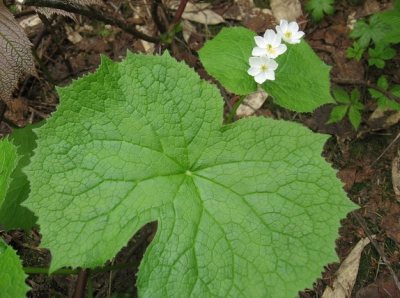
[332,78,400,103]
[151,0,167,34]
[370,132,400,167]
[352,210,400,292]
[173,0,187,23]
[21,0,159,43]
[72,268,90,298]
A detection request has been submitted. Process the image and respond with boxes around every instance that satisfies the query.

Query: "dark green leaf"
[348,106,362,131]
[332,88,350,103]
[327,105,349,124]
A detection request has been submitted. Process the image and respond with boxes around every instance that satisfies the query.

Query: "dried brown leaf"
[34,0,102,20]
[0,0,36,105]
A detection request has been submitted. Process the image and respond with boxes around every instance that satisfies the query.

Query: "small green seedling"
[346,41,365,61]
[369,76,400,111]
[306,0,334,21]
[327,88,363,131]
[349,15,391,49]
[367,43,396,69]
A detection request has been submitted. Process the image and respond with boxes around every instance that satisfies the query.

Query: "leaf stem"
[332,78,400,103]
[225,95,245,124]
[23,261,140,275]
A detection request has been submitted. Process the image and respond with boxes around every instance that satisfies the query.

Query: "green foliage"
[369,76,400,111]
[305,0,334,21]
[23,51,356,297]
[199,27,256,95]
[378,0,400,43]
[0,239,30,297]
[327,88,363,131]
[349,15,391,49]
[160,22,183,44]
[198,27,334,112]
[0,138,18,208]
[368,44,396,69]
[346,42,365,61]
[0,123,42,231]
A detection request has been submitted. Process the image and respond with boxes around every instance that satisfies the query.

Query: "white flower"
[276,20,305,44]
[252,29,287,59]
[247,56,278,84]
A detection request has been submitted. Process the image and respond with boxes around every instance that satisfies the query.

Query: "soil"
[1,0,400,296]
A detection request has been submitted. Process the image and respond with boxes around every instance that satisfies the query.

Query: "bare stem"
[332,78,400,103]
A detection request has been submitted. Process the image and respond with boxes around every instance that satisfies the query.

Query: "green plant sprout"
[346,41,364,61]
[327,88,363,131]
[369,76,400,111]
[347,2,399,64]
[305,0,334,21]
[0,21,356,297]
[367,43,396,69]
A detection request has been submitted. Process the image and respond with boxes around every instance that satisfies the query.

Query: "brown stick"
[173,0,188,23]
[332,78,400,103]
[21,0,159,43]
[72,268,90,298]
[151,0,166,34]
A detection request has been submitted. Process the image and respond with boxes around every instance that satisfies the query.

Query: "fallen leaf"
[181,19,197,43]
[381,212,400,247]
[355,274,400,298]
[182,9,225,25]
[367,107,400,130]
[322,237,371,298]
[236,89,268,118]
[392,150,400,201]
[270,0,302,22]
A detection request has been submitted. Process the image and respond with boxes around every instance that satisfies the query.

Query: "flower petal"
[264,29,276,43]
[267,59,278,71]
[254,36,267,48]
[264,70,275,81]
[248,66,261,76]
[255,72,267,84]
[293,31,305,39]
[252,47,268,56]
[288,21,299,33]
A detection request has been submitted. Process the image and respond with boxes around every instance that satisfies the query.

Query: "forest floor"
[1,0,400,296]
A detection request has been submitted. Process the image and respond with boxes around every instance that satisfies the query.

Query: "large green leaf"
[0,123,42,231]
[0,239,30,297]
[24,51,356,297]
[198,27,334,112]
[378,0,400,44]
[199,27,257,95]
[262,40,333,112]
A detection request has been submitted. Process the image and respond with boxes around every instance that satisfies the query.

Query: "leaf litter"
[1,0,400,296]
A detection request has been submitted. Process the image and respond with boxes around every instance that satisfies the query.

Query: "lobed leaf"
[0,123,42,231]
[305,0,334,21]
[0,239,30,297]
[378,0,400,44]
[199,27,334,112]
[24,51,356,297]
[349,15,391,48]
[0,0,37,105]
